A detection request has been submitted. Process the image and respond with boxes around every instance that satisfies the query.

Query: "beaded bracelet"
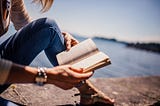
[35,67,47,86]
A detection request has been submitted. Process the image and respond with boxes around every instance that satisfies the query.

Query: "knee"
[39,18,62,36]
[44,18,58,27]
[43,18,60,33]
[29,18,62,39]
[31,17,61,33]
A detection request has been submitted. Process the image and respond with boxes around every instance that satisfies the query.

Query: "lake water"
[1,26,160,78]
[30,36,160,78]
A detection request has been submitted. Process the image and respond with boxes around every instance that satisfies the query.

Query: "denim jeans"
[0,18,66,106]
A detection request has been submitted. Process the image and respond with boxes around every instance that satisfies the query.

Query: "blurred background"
[1,0,160,78]
[24,0,160,43]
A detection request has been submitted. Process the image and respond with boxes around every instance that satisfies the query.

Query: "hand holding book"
[56,38,111,73]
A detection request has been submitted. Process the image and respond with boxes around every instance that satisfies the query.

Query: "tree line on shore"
[93,37,160,54]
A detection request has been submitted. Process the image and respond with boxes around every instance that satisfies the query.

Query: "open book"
[56,38,111,73]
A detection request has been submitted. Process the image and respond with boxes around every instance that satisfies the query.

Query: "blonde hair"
[33,0,54,12]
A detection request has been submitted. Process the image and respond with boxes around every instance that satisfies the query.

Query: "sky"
[24,0,160,43]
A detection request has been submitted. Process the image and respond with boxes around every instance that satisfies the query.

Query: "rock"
[0,76,160,106]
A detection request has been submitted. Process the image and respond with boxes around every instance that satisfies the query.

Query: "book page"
[72,52,111,72]
[57,39,98,65]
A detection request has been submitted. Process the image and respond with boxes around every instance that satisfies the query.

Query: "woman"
[0,0,114,105]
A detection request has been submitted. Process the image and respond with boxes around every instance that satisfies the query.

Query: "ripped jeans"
[0,18,66,106]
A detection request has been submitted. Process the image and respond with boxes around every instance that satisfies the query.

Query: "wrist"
[35,67,47,86]
[44,67,59,84]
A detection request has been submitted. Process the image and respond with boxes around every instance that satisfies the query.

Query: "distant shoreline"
[93,36,160,54]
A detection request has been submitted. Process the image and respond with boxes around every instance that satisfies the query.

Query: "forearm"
[5,63,59,85]
[0,60,92,90]
[5,63,37,84]
[0,60,56,85]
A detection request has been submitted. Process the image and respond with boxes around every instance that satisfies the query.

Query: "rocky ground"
[1,76,160,106]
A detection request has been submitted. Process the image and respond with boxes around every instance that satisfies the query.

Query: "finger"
[62,32,68,36]
[71,41,78,46]
[69,66,84,73]
[66,41,71,50]
[64,36,71,50]
[67,70,94,80]
[75,72,93,80]
[63,32,79,48]
[73,38,79,44]
[51,70,82,84]
[55,65,93,79]
[71,37,79,45]
[64,41,71,51]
